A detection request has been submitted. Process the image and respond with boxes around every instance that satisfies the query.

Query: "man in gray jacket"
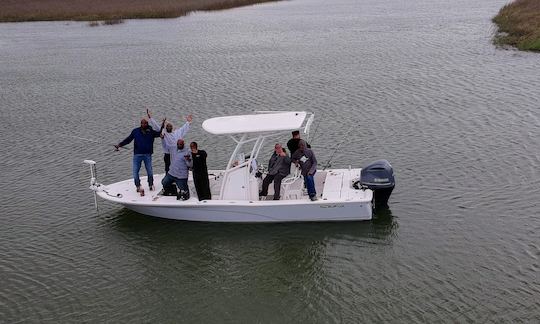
[259,144,291,200]
[292,140,318,201]
[161,139,193,200]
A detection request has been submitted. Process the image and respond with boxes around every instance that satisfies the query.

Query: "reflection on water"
[97,208,400,322]
[105,207,399,259]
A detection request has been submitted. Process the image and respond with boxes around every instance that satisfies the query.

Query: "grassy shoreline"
[0,0,281,23]
[492,0,540,51]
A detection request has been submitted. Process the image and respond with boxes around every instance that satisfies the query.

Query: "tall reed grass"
[493,0,540,51]
[0,0,280,22]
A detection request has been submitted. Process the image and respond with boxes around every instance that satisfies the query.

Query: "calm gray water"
[1,0,539,322]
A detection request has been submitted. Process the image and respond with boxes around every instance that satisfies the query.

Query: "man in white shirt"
[147,109,192,173]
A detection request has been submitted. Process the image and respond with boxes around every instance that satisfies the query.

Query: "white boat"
[84,111,394,222]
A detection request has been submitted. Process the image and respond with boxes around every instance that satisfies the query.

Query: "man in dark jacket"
[115,118,162,192]
[292,140,318,201]
[190,141,211,201]
[286,130,310,156]
[259,144,291,200]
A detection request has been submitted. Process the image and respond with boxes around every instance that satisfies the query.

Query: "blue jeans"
[304,174,316,198]
[133,154,153,187]
[161,173,189,197]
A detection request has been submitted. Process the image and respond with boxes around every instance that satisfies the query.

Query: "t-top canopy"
[202,111,308,135]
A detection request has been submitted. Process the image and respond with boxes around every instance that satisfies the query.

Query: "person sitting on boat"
[292,140,318,201]
[259,144,291,200]
[286,130,310,156]
[161,139,193,200]
[115,118,163,192]
[190,141,211,201]
[147,109,192,173]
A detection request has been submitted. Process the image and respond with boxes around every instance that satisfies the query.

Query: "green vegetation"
[493,0,540,51]
[0,0,280,23]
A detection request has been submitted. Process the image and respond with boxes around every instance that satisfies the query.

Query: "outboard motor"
[360,159,395,208]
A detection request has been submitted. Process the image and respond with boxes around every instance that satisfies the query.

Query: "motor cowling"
[360,159,395,208]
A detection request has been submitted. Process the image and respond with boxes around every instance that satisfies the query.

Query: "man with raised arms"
[115,118,162,193]
[147,109,193,173]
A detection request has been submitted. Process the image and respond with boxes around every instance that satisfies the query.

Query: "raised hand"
[186,114,193,123]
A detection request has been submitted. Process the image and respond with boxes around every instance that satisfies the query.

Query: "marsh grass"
[0,0,280,23]
[493,0,540,51]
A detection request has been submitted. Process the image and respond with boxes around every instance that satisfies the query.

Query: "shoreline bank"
[492,0,540,52]
[0,0,281,23]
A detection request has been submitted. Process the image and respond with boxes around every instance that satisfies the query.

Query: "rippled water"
[1,0,539,322]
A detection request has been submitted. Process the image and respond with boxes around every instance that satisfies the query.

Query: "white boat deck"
[97,169,370,206]
[93,168,373,222]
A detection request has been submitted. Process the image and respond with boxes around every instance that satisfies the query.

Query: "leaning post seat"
[280,164,303,200]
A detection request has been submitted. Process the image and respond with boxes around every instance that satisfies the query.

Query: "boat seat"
[281,164,303,200]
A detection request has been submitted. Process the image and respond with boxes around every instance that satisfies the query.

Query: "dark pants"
[193,173,212,201]
[260,173,286,200]
[161,174,189,199]
[164,153,171,173]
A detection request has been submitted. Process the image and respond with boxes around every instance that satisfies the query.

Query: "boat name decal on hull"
[319,204,345,208]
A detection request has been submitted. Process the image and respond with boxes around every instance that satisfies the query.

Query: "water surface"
[1,0,539,322]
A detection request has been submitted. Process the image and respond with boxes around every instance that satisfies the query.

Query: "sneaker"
[310,196,318,201]
[149,185,155,191]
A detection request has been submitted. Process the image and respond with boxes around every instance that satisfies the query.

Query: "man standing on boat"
[162,139,193,200]
[115,118,163,192]
[190,142,211,201]
[292,140,318,201]
[287,130,310,156]
[147,109,192,173]
[259,144,291,200]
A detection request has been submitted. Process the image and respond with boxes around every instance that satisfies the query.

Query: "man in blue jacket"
[115,118,162,192]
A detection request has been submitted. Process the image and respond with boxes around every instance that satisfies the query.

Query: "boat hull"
[94,169,374,223]
[122,200,372,223]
